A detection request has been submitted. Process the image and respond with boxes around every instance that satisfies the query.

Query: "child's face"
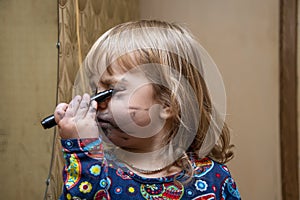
[96,64,167,152]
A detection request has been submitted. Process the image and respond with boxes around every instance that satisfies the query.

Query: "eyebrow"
[99,77,128,86]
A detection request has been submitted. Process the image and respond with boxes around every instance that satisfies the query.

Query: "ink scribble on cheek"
[129,109,151,127]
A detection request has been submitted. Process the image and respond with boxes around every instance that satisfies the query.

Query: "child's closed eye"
[113,85,127,99]
[113,85,126,93]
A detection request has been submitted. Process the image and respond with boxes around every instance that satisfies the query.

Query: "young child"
[54,20,241,199]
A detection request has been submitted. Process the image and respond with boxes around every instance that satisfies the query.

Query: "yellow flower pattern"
[79,181,92,194]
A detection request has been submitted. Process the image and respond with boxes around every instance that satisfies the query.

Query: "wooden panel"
[280,0,299,199]
[45,0,140,199]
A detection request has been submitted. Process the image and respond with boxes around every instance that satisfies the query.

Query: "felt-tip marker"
[40,89,114,129]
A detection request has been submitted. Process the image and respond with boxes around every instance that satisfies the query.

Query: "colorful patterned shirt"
[60,138,241,200]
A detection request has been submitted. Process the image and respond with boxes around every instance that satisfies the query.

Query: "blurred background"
[0,0,297,199]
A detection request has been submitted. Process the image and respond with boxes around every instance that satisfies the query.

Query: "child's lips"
[98,117,130,141]
[97,116,123,131]
[98,121,111,129]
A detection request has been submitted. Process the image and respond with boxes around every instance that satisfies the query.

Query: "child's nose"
[98,98,111,110]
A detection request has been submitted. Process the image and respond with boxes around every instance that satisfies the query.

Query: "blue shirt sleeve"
[221,176,241,199]
[59,138,109,200]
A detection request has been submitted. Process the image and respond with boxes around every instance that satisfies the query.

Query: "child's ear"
[159,105,173,120]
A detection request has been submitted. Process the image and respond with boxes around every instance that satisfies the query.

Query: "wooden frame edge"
[280,0,299,199]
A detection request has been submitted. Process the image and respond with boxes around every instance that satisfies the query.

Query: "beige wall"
[0,1,57,199]
[140,0,281,199]
[48,1,139,198]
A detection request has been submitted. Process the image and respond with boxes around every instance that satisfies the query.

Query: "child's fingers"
[76,94,91,119]
[86,100,97,119]
[76,100,99,138]
[54,103,68,123]
[65,95,81,117]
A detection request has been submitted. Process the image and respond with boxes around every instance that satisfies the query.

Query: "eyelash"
[114,85,126,92]
[96,81,126,93]
[95,84,126,94]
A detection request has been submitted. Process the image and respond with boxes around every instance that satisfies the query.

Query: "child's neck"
[127,163,182,178]
[113,146,182,178]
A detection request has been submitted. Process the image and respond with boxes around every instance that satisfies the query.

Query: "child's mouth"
[97,117,124,135]
[98,118,113,129]
[97,117,118,130]
[97,117,132,145]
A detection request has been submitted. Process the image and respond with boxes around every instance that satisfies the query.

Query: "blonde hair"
[79,20,234,177]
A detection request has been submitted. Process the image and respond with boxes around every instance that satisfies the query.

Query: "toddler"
[54,20,241,199]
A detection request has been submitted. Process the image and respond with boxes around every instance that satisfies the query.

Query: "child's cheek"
[111,95,165,138]
[110,97,128,116]
[111,95,151,127]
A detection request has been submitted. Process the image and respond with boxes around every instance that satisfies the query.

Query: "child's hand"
[54,94,99,139]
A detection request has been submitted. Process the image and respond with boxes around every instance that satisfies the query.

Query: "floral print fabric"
[60,138,241,200]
